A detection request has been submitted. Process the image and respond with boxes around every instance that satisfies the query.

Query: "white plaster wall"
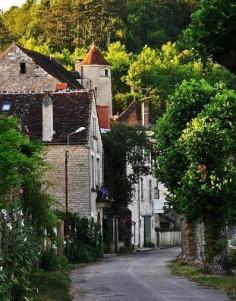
[129,174,158,247]
[153,182,168,214]
[88,97,104,220]
[78,65,112,115]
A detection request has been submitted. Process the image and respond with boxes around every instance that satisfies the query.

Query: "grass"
[29,265,79,301]
[170,260,236,300]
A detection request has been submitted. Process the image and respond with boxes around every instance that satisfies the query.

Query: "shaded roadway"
[70,247,229,301]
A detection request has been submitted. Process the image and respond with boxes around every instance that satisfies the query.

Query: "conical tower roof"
[81,44,109,66]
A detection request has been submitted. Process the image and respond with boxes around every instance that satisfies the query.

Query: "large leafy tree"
[115,0,199,52]
[155,79,236,265]
[0,15,13,51]
[155,79,221,260]
[105,42,133,113]
[125,42,236,117]
[179,88,236,266]
[184,0,236,74]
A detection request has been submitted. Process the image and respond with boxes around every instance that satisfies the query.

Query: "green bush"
[40,249,68,271]
[144,242,155,248]
[60,213,103,263]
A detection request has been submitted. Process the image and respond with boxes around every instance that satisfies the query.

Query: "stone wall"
[0,45,59,92]
[43,98,103,220]
[44,144,92,217]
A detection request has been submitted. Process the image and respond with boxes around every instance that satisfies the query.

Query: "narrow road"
[70,247,229,301]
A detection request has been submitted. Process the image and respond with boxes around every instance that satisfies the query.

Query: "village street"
[70,248,229,301]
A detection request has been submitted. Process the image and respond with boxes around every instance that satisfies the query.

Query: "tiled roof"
[0,43,83,90]
[81,45,109,66]
[0,91,93,144]
[96,105,110,129]
[114,101,140,124]
[112,100,154,126]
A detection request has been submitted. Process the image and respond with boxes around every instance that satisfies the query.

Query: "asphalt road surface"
[70,247,229,301]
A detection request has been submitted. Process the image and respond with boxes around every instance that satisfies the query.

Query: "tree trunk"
[204,220,227,274]
[180,216,197,263]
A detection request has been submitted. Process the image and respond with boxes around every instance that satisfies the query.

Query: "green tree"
[0,16,13,51]
[0,115,56,300]
[126,42,236,117]
[115,0,199,52]
[75,0,123,48]
[178,88,236,267]
[183,0,236,74]
[105,42,133,113]
[155,79,236,265]
[103,124,151,213]
[155,79,220,260]
[38,0,76,52]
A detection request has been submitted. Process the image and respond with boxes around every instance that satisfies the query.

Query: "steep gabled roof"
[0,91,93,144]
[114,101,140,124]
[81,45,109,66]
[0,43,83,90]
[112,100,154,126]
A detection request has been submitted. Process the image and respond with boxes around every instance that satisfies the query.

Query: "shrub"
[60,213,103,263]
[40,249,68,271]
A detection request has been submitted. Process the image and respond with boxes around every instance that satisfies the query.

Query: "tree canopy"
[183,0,236,74]
[0,0,199,53]
[155,79,236,264]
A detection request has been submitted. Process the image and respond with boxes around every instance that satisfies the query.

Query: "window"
[97,158,100,186]
[141,177,144,202]
[93,117,97,137]
[1,102,12,112]
[20,62,26,74]
[154,183,160,199]
[149,180,152,202]
[91,156,95,189]
[94,87,98,97]
[105,69,108,77]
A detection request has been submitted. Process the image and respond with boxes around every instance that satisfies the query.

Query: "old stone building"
[0,43,82,92]
[76,44,113,128]
[0,91,104,221]
[0,42,111,222]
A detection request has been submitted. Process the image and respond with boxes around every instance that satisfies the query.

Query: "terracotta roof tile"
[81,45,109,66]
[112,101,154,126]
[96,105,110,129]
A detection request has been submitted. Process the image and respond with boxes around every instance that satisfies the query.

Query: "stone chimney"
[141,102,149,127]
[42,95,54,141]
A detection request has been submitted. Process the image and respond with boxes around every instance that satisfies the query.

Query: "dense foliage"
[155,80,236,264]
[124,42,236,116]
[66,213,103,263]
[0,0,199,53]
[183,0,236,74]
[103,124,151,213]
[0,116,56,300]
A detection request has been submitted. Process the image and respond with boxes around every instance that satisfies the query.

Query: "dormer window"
[1,101,12,112]
[105,69,108,77]
[20,62,26,74]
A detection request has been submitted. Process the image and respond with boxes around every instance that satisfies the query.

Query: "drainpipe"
[86,144,92,216]
[138,176,141,247]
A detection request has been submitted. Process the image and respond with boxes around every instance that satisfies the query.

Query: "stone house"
[0,91,104,222]
[0,43,111,222]
[0,43,82,92]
